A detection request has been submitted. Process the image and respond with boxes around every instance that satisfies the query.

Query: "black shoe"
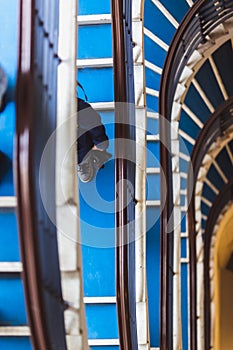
[92,149,112,170]
[77,155,94,183]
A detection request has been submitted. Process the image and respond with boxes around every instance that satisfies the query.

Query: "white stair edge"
[77,58,113,68]
[0,262,22,273]
[83,296,116,304]
[0,326,30,336]
[77,14,112,25]
[144,27,169,51]
[0,196,17,208]
[146,200,160,207]
[146,167,160,174]
[146,134,159,141]
[151,0,179,29]
[90,102,115,110]
[88,339,119,346]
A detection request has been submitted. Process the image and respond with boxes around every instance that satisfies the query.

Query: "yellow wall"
[214,204,233,350]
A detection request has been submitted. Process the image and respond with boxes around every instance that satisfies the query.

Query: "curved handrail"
[111,0,138,349]
[187,98,233,350]
[16,1,67,349]
[160,0,233,119]
[204,179,233,350]
[159,1,233,348]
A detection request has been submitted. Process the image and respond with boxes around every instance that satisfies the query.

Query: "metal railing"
[16,1,67,349]
[111,0,138,349]
[159,1,233,349]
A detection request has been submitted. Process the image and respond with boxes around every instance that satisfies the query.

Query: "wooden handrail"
[111,0,138,349]
[16,1,67,349]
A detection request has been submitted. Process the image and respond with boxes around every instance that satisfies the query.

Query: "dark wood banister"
[111,0,138,349]
[16,1,67,349]
[16,2,49,348]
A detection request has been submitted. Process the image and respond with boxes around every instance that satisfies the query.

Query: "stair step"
[0,262,22,273]
[0,197,17,208]
[88,339,119,346]
[0,326,30,336]
[146,200,160,207]
[77,58,113,68]
[77,14,111,25]
[84,296,116,304]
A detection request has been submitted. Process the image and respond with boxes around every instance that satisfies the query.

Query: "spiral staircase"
[0,0,233,350]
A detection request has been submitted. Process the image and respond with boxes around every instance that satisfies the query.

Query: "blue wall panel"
[144,35,167,68]
[0,103,16,160]
[179,136,193,156]
[207,164,225,190]
[179,158,189,173]
[147,117,159,136]
[0,211,20,261]
[179,110,201,140]
[145,67,161,91]
[184,84,211,124]
[181,237,187,259]
[146,94,159,112]
[146,211,160,347]
[78,68,114,102]
[78,24,112,59]
[146,174,160,200]
[181,214,187,233]
[82,246,115,296]
[0,337,32,350]
[144,0,176,45]
[160,0,189,22]
[78,0,110,15]
[146,141,160,168]
[181,264,188,350]
[86,304,118,339]
[195,60,224,109]
[180,194,186,207]
[0,276,28,325]
[181,177,187,190]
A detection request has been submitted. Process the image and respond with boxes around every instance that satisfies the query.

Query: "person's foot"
[77,155,94,183]
[92,149,112,169]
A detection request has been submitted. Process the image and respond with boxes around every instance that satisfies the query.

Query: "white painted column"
[56,1,88,349]
[133,1,150,349]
